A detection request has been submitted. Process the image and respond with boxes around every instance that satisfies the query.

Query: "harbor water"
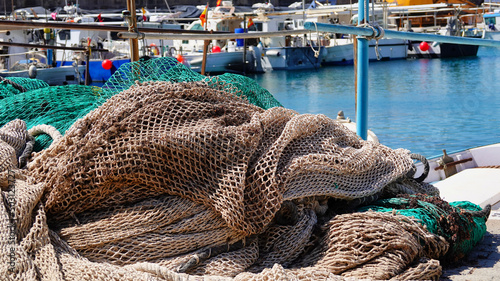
[248,47,500,158]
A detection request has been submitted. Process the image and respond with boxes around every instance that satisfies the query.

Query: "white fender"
[28,64,37,79]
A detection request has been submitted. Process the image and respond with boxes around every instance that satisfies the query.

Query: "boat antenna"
[163,0,173,14]
[371,0,375,24]
[302,0,305,22]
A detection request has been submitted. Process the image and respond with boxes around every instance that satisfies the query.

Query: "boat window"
[278,22,285,31]
[58,29,71,40]
[190,23,204,31]
[217,8,232,14]
[216,23,229,32]
[254,22,263,31]
[485,17,496,25]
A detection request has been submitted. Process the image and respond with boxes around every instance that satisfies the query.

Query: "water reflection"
[251,51,500,157]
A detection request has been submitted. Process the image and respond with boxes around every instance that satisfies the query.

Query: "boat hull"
[407,42,479,59]
[183,51,255,74]
[261,46,323,70]
[0,65,85,86]
[322,38,408,66]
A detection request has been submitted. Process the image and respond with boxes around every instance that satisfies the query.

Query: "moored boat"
[414,143,500,208]
[0,26,84,85]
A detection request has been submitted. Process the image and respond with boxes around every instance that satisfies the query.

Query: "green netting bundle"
[214,73,283,110]
[99,57,282,109]
[0,57,282,151]
[0,84,102,151]
[0,77,49,99]
[357,194,488,262]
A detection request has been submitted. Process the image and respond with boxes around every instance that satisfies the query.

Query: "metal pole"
[127,0,140,62]
[243,15,247,74]
[118,29,309,40]
[85,47,90,85]
[0,40,106,52]
[303,22,500,48]
[0,20,220,34]
[356,0,369,140]
[201,39,209,75]
[201,4,209,75]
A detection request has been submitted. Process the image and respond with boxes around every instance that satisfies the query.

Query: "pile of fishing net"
[0,57,490,280]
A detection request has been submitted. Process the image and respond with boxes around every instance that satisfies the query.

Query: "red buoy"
[102,59,113,70]
[212,45,221,53]
[176,54,184,63]
[419,41,429,52]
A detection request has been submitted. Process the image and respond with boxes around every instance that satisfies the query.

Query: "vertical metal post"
[85,47,90,85]
[243,15,247,74]
[201,39,209,75]
[126,0,140,62]
[356,0,369,140]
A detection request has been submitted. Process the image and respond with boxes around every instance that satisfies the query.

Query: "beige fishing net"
[1,80,453,281]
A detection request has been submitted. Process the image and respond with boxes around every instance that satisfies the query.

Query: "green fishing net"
[0,77,49,99]
[0,57,282,151]
[357,194,488,262]
[99,57,281,109]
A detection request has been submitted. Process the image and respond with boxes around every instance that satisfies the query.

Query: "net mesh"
[358,195,488,262]
[0,56,489,281]
[0,77,49,99]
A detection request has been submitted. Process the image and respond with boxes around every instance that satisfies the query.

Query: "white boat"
[406,17,481,59]
[0,63,84,85]
[413,143,500,209]
[322,36,408,65]
[0,27,84,85]
[250,14,325,71]
[180,45,256,74]
[172,3,256,74]
[481,11,500,40]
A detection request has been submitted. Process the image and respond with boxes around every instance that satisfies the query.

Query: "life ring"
[149,44,160,56]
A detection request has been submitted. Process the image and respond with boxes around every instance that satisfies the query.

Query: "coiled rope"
[406,153,430,183]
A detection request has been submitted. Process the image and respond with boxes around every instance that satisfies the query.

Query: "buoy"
[150,43,159,56]
[212,45,221,53]
[102,59,113,70]
[176,54,184,63]
[419,41,429,52]
[28,65,37,79]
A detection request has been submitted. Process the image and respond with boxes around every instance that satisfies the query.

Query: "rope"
[357,23,385,60]
[28,124,63,145]
[406,153,430,183]
[0,76,28,93]
[0,50,47,58]
[308,22,322,58]
[18,134,35,169]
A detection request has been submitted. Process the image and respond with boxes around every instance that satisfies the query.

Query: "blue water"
[248,47,500,158]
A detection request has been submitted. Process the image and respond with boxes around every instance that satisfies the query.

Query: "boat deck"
[434,167,500,208]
